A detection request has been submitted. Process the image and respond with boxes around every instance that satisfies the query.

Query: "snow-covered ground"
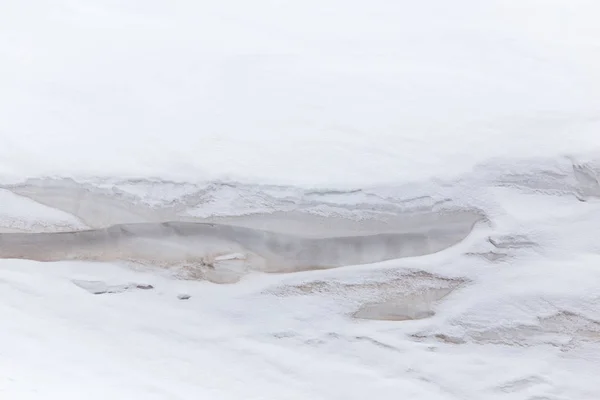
[2,0,600,186]
[1,1,600,399]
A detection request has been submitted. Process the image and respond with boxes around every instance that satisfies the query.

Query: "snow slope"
[1,0,600,185]
[1,164,600,400]
[1,1,600,399]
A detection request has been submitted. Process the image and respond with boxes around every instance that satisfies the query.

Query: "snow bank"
[1,0,600,185]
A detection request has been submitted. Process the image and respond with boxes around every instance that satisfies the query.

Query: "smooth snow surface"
[2,1,600,400]
[1,0,600,185]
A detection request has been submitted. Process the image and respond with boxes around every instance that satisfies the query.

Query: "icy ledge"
[0,211,483,283]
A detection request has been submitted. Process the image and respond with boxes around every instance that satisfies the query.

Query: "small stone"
[135,284,154,290]
[178,294,191,300]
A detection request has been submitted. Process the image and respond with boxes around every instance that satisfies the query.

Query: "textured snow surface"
[2,1,600,399]
[2,165,600,400]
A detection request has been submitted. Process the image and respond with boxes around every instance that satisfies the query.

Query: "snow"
[0,189,86,232]
[3,170,600,399]
[1,0,600,186]
[1,1,600,399]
